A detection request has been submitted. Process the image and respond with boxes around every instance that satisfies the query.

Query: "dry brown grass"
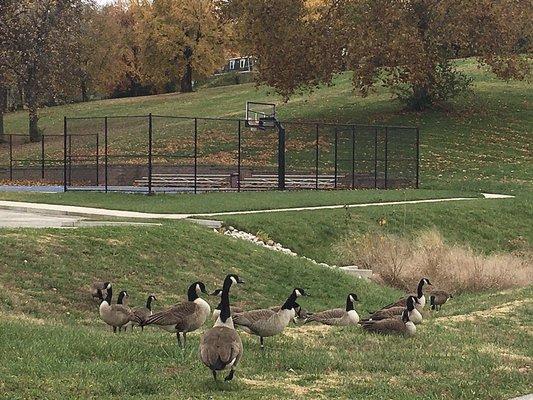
[335,228,533,293]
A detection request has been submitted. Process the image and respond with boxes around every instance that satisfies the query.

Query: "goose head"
[210,289,223,297]
[225,274,245,286]
[187,281,209,301]
[406,295,417,311]
[293,288,309,298]
[346,293,358,311]
[117,290,128,305]
[421,278,432,286]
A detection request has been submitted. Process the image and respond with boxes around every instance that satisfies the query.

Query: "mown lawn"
[0,224,531,399]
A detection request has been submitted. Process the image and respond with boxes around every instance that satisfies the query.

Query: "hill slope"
[0,222,531,399]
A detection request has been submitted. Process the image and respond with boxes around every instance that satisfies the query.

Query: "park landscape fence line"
[0,114,420,193]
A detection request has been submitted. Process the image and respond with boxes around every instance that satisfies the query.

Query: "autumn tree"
[132,0,227,93]
[0,0,84,141]
[342,0,532,110]
[77,2,142,100]
[227,0,344,98]
[230,0,531,108]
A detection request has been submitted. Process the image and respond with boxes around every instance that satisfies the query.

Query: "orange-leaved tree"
[342,0,532,110]
[226,0,344,99]
[132,0,227,93]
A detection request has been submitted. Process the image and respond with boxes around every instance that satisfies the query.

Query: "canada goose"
[99,283,141,333]
[304,293,359,326]
[361,309,416,336]
[233,288,308,349]
[429,290,453,311]
[383,278,432,310]
[127,294,157,331]
[211,289,244,320]
[362,296,422,324]
[200,274,245,381]
[141,281,210,347]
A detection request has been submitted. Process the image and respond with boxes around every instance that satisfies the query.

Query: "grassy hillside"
[226,195,532,264]
[0,223,531,399]
[2,58,532,193]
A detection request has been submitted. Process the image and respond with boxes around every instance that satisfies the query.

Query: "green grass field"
[0,224,531,399]
[1,58,532,399]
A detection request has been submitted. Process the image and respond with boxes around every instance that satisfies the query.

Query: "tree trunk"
[0,85,6,143]
[81,79,88,102]
[28,106,40,142]
[180,62,193,93]
[180,46,194,93]
[408,85,432,111]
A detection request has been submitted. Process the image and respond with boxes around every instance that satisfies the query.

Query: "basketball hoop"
[245,102,277,130]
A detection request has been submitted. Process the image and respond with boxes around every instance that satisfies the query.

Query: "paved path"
[0,194,514,225]
[509,395,533,400]
[0,209,82,228]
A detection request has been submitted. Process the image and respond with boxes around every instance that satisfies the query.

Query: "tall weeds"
[335,228,532,293]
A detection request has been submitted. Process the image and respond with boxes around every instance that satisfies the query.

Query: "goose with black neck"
[200,274,245,381]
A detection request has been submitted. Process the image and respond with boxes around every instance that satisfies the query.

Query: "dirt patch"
[479,343,532,364]
[242,372,344,397]
[445,299,532,323]
[0,311,50,326]
[283,324,333,343]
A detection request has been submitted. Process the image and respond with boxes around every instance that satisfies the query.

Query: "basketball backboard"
[245,102,277,129]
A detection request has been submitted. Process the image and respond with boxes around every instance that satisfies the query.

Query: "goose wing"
[132,307,151,323]
[200,327,243,370]
[381,293,417,309]
[111,304,142,323]
[233,309,276,328]
[361,317,405,334]
[143,302,197,327]
[306,308,344,323]
[366,306,404,321]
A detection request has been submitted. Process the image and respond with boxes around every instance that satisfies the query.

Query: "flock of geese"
[93,276,451,381]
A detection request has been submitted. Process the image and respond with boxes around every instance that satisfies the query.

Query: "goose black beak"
[237,278,245,284]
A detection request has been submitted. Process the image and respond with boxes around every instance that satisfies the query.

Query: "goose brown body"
[200,274,244,381]
[141,282,210,346]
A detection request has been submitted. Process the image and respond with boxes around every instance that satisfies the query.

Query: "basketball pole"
[276,120,286,191]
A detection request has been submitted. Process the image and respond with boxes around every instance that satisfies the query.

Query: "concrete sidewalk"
[0,193,514,225]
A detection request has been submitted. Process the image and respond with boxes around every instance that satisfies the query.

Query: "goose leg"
[113,326,117,334]
[176,332,182,347]
[225,369,235,381]
[260,336,264,349]
[183,332,187,347]
[212,370,217,381]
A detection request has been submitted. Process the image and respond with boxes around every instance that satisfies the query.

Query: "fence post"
[334,127,338,189]
[351,126,355,189]
[104,116,108,193]
[315,123,319,189]
[63,117,67,192]
[95,132,99,186]
[384,127,389,189]
[68,134,72,186]
[237,120,241,192]
[9,134,13,181]
[416,127,420,189]
[194,118,198,194]
[277,122,286,191]
[41,135,45,179]
[374,128,378,189]
[148,113,153,195]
